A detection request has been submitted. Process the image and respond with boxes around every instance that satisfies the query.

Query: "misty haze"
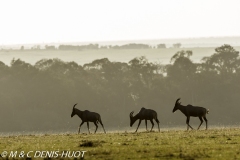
[1,0,240,159]
[0,42,240,134]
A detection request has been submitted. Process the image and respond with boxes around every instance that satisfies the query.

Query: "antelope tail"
[206,109,210,114]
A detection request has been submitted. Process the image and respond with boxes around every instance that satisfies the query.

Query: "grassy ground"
[1,128,240,159]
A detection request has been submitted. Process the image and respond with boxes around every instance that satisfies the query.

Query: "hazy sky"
[1,0,240,44]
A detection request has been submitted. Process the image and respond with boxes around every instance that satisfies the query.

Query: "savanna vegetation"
[1,128,240,160]
[0,44,240,133]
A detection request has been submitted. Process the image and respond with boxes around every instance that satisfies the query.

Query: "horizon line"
[1,36,240,46]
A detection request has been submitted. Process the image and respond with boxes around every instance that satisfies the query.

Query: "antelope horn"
[73,103,78,108]
[130,111,134,117]
[176,98,181,105]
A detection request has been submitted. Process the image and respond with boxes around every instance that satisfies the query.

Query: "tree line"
[49,43,180,50]
[15,43,181,51]
[0,44,239,132]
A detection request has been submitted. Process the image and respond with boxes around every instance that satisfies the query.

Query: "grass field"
[1,128,240,160]
[2,47,240,66]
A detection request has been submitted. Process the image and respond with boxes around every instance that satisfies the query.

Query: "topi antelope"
[130,107,160,132]
[71,103,106,134]
[172,98,209,130]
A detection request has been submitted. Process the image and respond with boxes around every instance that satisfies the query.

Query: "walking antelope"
[71,103,106,134]
[172,98,209,130]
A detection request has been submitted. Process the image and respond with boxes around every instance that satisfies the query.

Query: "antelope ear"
[130,111,134,117]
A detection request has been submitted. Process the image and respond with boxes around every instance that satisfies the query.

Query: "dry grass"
[1,128,240,159]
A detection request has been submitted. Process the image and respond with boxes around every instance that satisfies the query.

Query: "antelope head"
[172,98,181,113]
[71,103,78,117]
[129,111,135,127]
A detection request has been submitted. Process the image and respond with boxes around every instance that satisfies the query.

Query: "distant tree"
[88,44,99,49]
[83,58,110,70]
[58,44,99,50]
[45,45,56,50]
[167,50,196,79]
[129,56,154,74]
[173,43,181,48]
[0,61,8,76]
[157,44,166,49]
[129,56,156,89]
[58,45,78,50]
[170,50,193,63]
[11,59,34,70]
[201,44,240,75]
[20,46,24,50]
[99,45,108,49]
[152,61,165,75]
[31,45,41,50]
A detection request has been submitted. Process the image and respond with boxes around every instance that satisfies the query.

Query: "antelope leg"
[197,117,203,130]
[203,116,208,130]
[94,122,98,133]
[186,117,194,130]
[145,120,148,131]
[150,119,154,131]
[78,121,84,134]
[135,120,142,132]
[87,122,90,134]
